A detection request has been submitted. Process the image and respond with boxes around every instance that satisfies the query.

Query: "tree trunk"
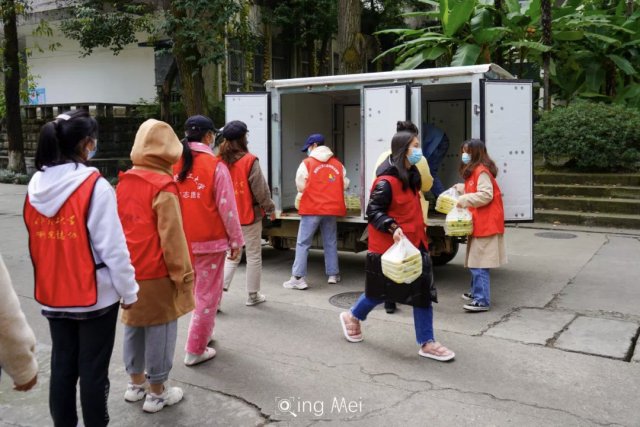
[160,58,178,123]
[541,0,552,111]
[262,22,272,83]
[337,0,362,74]
[2,0,26,174]
[494,0,504,67]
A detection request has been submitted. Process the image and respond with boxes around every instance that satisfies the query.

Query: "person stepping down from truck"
[283,134,350,290]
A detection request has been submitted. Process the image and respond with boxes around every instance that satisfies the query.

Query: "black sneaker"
[384,301,396,314]
[463,301,489,312]
[461,292,473,301]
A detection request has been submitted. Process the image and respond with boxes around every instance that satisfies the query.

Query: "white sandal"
[418,342,455,362]
[339,312,363,343]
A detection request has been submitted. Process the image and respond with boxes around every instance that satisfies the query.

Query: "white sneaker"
[328,275,341,284]
[124,382,147,402]
[283,276,308,290]
[142,386,184,413]
[246,292,266,306]
[184,347,217,366]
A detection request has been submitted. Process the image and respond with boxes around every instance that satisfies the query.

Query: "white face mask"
[461,152,471,164]
[87,139,98,160]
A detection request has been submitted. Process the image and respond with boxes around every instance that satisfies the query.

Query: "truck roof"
[265,63,513,90]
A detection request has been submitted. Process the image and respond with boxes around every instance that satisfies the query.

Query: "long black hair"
[389,131,419,191]
[35,110,98,171]
[176,138,194,182]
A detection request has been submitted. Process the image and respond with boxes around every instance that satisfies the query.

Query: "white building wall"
[25,33,156,105]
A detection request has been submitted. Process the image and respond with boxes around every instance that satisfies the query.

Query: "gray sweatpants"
[123,321,177,384]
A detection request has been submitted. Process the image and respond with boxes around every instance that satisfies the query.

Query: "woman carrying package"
[338,131,454,361]
[455,139,506,312]
[24,110,138,425]
[117,119,194,413]
[173,115,244,365]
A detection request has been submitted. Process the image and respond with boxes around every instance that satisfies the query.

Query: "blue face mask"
[461,152,471,164]
[407,147,422,165]
[88,139,98,160]
[307,147,313,156]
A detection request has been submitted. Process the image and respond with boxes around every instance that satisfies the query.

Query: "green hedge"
[534,102,640,171]
[0,169,33,184]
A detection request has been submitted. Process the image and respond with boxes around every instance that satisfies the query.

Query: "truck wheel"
[270,237,289,250]
[431,240,459,266]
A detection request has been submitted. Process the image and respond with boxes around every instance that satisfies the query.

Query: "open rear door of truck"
[225,93,270,182]
[363,84,411,212]
[481,80,533,222]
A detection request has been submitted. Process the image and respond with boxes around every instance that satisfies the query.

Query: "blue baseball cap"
[301,133,325,152]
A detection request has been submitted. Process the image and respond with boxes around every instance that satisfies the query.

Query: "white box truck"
[225,64,533,265]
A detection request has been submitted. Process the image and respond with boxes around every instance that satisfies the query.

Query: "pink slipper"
[339,312,363,343]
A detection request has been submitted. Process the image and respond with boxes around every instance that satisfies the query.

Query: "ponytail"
[34,110,98,171]
[176,137,194,182]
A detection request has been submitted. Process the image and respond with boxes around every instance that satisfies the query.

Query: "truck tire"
[270,237,289,250]
[431,240,459,266]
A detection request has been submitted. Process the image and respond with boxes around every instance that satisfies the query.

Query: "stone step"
[534,184,640,199]
[535,196,640,216]
[534,209,640,229]
[535,172,640,186]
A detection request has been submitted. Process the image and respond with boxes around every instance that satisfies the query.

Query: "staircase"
[534,172,640,229]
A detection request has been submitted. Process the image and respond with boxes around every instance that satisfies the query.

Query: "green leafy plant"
[0,168,33,184]
[534,101,640,171]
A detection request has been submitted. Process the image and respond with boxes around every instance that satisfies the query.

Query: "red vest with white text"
[464,165,505,237]
[224,153,258,225]
[298,156,346,216]
[24,172,101,307]
[116,169,175,280]
[367,175,428,254]
[173,147,227,242]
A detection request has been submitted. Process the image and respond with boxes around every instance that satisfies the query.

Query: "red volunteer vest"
[116,169,175,281]
[464,165,505,237]
[298,157,347,216]
[368,175,428,254]
[173,148,227,242]
[224,153,258,225]
[24,172,101,308]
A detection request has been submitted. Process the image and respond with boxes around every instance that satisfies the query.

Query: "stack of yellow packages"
[381,238,423,284]
[445,207,473,236]
[435,187,459,214]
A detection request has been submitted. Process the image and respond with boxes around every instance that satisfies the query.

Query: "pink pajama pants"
[185,251,226,355]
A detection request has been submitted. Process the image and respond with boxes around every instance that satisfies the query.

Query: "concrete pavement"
[0,183,639,426]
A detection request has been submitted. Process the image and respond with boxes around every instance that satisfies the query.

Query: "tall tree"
[337,0,363,74]
[541,0,552,110]
[1,0,25,173]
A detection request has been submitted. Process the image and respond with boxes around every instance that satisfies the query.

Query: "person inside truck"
[283,133,349,290]
[374,120,433,314]
[422,123,450,199]
[339,130,455,361]
[455,139,507,312]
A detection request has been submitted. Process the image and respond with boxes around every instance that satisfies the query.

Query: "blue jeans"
[292,215,339,277]
[350,294,434,345]
[469,268,490,306]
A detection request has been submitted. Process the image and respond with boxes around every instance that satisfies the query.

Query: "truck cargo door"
[363,84,411,209]
[225,93,270,181]
[411,85,422,136]
[481,80,533,221]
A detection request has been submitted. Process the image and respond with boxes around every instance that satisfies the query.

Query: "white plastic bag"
[445,207,473,236]
[381,237,423,284]
[435,187,459,214]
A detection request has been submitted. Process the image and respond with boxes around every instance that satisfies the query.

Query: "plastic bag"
[445,207,473,236]
[381,237,423,284]
[435,187,459,214]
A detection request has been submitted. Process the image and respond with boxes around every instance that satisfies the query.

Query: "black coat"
[364,159,437,308]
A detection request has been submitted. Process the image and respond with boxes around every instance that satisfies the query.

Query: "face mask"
[307,148,313,156]
[88,139,98,160]
[461,152,471,164]
[407,147,422,165]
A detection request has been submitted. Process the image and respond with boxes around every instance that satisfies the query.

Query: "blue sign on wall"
[28,88,46,105]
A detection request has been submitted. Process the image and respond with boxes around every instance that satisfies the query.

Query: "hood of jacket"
[130,119,182,175]
[309,145,335,163]
[27,163,98,217]
[375,154,421,192]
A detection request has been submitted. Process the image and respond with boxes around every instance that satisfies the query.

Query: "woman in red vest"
[219,120,276,306]
[456,139,506,312]
[25,110,139,425]
[339,131,454,361]
[117,119,194,413]
[173,115,244,365]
